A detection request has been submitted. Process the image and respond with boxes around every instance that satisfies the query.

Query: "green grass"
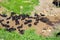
[0,0,39,15]
[0,28,60,40]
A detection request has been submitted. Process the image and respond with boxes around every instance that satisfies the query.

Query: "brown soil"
[0,0,60,36]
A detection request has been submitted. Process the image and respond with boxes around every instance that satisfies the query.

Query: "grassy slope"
[0,0,39,15]
[0,28,60,40]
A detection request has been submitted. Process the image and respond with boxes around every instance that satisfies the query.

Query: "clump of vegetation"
[0,28,60,40]
[0,0,39,15]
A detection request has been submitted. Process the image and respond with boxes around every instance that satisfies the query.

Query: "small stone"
[34,22,38,25]
[34,13,39,17]
[24,20,32,24]
[28,16,33,18]
[6,28,16,32]
[11,12,16,16]
[43,28,46,30]
[6,21,9,24]
[40,13,45,16]
[12,15,20,21]
[6,17,11,20]
[36,19,40,21]
[17,24,23,29]
[40,17,49,23]
[19,30,24,34]
[28,24,32,27]
[1,23,10,28]
[25,20,32,23]
[21,14,27,20]
[0,20,4,23]
[0,14,7,17]
[48,29,51,32]
[40,17,53,26]
[24,22,28,24]
[15,20,20,25]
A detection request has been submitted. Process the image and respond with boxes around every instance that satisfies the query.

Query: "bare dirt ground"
[0,0,60,36]
[31,0,60,36]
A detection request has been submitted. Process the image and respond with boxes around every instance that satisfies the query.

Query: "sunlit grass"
[0,0,39,15]
[0,28,60,40]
